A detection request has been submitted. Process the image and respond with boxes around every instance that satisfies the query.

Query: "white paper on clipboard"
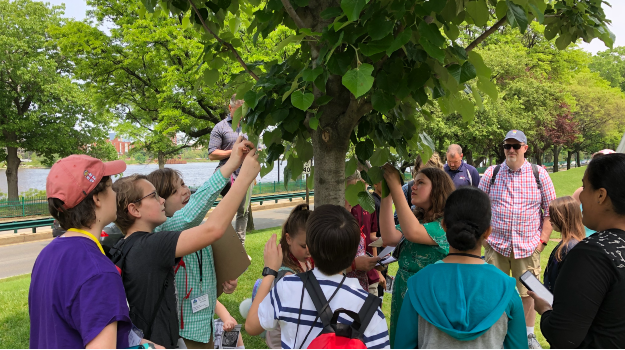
[377,245,395,259]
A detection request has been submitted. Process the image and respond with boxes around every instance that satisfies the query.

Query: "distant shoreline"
[0,158,218,169]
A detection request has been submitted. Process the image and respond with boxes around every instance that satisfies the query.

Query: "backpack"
[487,163,542,192]
[109,232,168,340]
[293,270,381,349]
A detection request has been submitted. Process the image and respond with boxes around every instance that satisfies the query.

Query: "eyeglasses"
[133,190,160,204]
[503,144,523,150]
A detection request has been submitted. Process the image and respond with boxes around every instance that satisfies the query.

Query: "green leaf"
[283,165,292,190]
[444,24,460,41]
[367,18,395,41]
[320,6,343,20]
[506,0,528,34]
[419,37,446,63]
[309,116,319,130]
[303,66,324,82]
[359,35,394,57]
[275,34,305,52]
[447,64,462,83]
[345,156,358,176]
[468,51,491,79]
[260,162,274,178]
[367,166,384,184]
[454,97,475,122]
[143,0,157,13]
[325,32,345,64]
[555,32,572,50]
[472,88,484,111]
[370,148,390,166]
[355,139,374,161]
[466,0,489,27]
[419,132,435,153]
[418,21,446,47]
[229,17,241,34]
[236,81,254,98]
[272,108,289,123]
[231,103,243,130]
[528,3,544,24]
[341,0,367,22]
[544,23,559,40]
[209,57,225,69]
[372,90,396,113]
[477,76,498,100]
[181,15,190,29]
[203,69,219,85]
[449,44,468,60]
[342,63,375,98]
[495,1,508,19]
[290,157,304,181]
[291,91,315,111]
[300,28,322,36]
[297,136,314,162]
[283,115,301,133]
[381,179,391,198]
[345,181,365,206]
[307,166,314,188]
[358,191,375,213]
[315,95,333,106]
[459,61,477,83]
[386,28,413,56]
[244,90,260,110]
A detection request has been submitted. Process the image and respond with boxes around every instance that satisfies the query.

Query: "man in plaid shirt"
[208,94,249,244]
[478,130,556,349]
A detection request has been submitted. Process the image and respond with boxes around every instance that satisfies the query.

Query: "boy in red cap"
[29,155,137,348]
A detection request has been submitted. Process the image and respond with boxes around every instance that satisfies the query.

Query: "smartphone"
[519,271,553,306]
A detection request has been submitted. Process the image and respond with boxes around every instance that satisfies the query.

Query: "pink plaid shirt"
[478,161,556,259]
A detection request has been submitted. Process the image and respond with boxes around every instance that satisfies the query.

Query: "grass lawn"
[0,168,583,349]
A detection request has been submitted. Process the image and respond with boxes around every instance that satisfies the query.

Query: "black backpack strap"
[357,294,382,333]
[486,164,502,194]
[144,277,168,339]
[531,164,542,189]
[298,271,333,327]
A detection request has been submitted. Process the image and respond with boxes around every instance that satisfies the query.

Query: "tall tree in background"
[589,46,625,92]
[0,0,109,199]
[141,0,612,208]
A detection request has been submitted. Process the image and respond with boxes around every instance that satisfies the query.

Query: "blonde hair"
[424,152,444,170]
[549,196,585,261]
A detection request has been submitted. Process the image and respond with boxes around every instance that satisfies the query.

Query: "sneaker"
[528,333,542,349]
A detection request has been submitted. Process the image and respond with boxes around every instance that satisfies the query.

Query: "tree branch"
[465,16,507,52]
[187,127,213,138]
[280,0,319,58]
[187,0,259,81]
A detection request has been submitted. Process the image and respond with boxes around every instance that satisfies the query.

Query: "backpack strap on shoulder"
[297,270,333,327]
[531,164,542,189]
[357,294,382,333]
[488,164,502,193]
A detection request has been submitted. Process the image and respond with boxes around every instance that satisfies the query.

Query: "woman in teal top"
[380,164,455,347]
[395,187,527,349]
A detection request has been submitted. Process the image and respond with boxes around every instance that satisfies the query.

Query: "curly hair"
[412,167,455,223]
[112,174,148,234]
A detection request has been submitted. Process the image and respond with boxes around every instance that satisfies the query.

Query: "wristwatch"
[540,239,548,246]
[262,267,278,278]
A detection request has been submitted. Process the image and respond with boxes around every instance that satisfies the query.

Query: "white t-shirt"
[258,268,390,349]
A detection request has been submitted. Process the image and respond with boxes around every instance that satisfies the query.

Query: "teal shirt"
[395,262,527,349]
[155,169,228,343]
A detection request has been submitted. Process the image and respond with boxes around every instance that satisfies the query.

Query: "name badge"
[191,294,210,313]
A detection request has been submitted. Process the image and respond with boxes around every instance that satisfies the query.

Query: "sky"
[48,0,624,55]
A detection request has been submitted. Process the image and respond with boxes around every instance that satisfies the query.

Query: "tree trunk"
[312,129,350,206]
[246,204,254,231]
[465,149,474,167]
[553,145,560,173]
[5,144,20,200]
[535,149,543,166]
[158,151,165,169]
[567,151,573,170]
[437,138,444,155]
[577,151,581,167]
[475,156,486,168]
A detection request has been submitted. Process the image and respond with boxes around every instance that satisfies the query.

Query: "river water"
[0,161,290,193]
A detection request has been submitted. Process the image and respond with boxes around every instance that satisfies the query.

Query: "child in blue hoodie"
[395,187,528,349]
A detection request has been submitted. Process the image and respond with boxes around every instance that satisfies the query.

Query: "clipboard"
[212,225,251,297]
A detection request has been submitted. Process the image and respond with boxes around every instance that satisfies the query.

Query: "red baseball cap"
[46,155,126,210]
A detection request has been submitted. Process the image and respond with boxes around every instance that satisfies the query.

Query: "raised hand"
[382,163,402,189]
[238,147,260,183]
[263,234,283,272]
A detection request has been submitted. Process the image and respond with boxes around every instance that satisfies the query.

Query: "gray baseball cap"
[504,130,527,144]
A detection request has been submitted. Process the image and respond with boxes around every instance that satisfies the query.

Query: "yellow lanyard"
[67,228,105,255]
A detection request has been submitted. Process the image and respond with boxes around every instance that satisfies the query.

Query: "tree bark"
[535,149,543,166]
[553,145,560,173]
[577,151,581,167]
[311,128,350,206]
[5,143,20,200]
[158,151,165,169]
[465,149,474,167]
[567,150,573,170]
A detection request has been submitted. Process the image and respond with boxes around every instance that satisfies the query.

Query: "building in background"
[107,133,133,156]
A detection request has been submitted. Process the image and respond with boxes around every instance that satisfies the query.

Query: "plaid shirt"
[208,115,247,179]
[155,170,228,343]
[478,161,556,259]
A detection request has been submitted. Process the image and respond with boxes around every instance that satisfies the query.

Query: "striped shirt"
[258,268,390,349]
[155,169,228,343]
[478,161,556,259]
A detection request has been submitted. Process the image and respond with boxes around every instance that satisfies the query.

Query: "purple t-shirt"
[29,236,131,348]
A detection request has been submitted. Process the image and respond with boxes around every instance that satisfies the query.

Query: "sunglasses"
[503,144,523,150]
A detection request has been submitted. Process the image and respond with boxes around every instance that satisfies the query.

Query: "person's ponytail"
[443,187,491,251]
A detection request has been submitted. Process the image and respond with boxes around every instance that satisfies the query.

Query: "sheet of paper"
[377,255,397,266]
[368,238,384,247]
[377,245,395,258]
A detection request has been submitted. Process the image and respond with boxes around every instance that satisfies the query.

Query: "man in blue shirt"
[444,144,480,188]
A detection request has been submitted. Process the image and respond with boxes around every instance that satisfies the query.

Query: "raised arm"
[175,148,260,257]
[380,191,403,246]
[382,164,435,245]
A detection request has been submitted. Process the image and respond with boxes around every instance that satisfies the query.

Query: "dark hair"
[146,168,183,200]
[306,204,360,275]
[443,187,491,251]
[413,167,455,222]
[586,153,625,215]
[112,174,149,234]
[281,204,312,273]
[48,176,111,230]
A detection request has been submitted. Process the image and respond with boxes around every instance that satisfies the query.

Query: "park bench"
[0,217,55,233]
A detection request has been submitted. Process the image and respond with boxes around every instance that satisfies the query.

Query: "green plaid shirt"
[155,170,228,343]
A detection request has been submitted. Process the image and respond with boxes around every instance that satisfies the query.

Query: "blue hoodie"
[394,262,528,349]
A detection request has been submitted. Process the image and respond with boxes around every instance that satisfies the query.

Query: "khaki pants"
[183,337,213,349]
[484,243,541,297]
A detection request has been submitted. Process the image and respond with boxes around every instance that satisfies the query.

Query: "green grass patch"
[549,166,585,197]
[0,274,31,349]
